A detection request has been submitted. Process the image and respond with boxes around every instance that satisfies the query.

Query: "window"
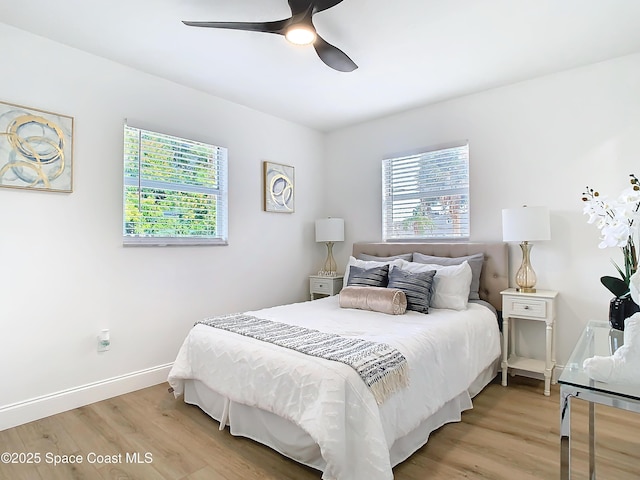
[382,142,469,241]
[123,124,228,246]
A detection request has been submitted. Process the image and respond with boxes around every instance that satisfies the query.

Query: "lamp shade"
[502,206,550,242]
[315,218,344,242]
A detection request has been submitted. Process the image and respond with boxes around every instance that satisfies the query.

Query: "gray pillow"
[412,252,484,300]
[387,267,436,314]
[357,253,413,262]
[347,265,389,287]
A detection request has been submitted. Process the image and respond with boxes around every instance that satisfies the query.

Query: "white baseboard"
[0,363,173,432]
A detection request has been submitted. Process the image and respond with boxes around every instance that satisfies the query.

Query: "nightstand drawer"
[309,275,343,299]
[310,278,334,294]
[505,297,547,318]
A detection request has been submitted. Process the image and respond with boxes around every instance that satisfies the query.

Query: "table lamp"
[502,206,550,292]
[315,218,344,277]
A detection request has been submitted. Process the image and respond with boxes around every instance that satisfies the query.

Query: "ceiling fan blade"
[313,35,357,72]
[313,0,345,13]
[288,0,313,16]
[182,19,289,35]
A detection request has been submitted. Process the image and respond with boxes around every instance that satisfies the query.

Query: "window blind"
[382,143,469,241]
[123,125,228,246]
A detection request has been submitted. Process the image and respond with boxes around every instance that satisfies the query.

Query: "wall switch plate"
[98,329,110,352]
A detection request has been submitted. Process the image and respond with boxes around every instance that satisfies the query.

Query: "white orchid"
[583,195,611,228]
[582,174,640,297]
[619,186,640,204]
[599,222,630,248]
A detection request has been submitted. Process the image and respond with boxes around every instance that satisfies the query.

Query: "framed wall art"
[0,100,74,192]
[263,161,294,213]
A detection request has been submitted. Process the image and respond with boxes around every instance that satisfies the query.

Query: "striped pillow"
[347,265,389,287]
[387,267,436,313]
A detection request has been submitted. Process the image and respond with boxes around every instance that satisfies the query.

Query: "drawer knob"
[524,305,530,310]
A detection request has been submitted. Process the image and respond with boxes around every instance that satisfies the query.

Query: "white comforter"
[168,296,501,480]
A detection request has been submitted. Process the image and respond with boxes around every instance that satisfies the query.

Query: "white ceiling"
[2,0,640,132]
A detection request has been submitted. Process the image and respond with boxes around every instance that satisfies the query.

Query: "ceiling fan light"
[285,26,316,45]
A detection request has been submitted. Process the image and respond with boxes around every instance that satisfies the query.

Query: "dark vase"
[609,296,640,330]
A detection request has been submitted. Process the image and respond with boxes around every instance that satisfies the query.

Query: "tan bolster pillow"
[339,286,407,315]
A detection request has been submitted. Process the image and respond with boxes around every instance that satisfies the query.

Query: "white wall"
[325,53,640,370]
[0,23,327,429]
[2,21,639,430]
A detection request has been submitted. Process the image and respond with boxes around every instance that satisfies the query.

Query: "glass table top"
[559,320,640,401]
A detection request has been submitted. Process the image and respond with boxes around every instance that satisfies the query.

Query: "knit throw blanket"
[197,314,409,405]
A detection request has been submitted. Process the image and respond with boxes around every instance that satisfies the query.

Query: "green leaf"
[611,259,627,282]
[601,275,630,297]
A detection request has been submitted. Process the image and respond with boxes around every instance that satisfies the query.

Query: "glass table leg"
[560,387,572,480]
[589,401,596,480]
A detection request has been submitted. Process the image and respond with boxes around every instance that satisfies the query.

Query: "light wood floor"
[1,376,638,479]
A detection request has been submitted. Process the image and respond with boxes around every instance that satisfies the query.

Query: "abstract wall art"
[263,161,294,213]
[0,101,74,192]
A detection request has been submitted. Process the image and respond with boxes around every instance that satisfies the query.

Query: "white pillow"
[396,259,472,311]
[343,256,403,285]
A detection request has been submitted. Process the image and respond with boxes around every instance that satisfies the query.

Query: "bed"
[168,242,508,480]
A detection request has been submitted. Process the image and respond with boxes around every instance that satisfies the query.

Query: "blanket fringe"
[369,362,410,405]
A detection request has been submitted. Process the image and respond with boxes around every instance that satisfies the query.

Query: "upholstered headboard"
[351,242,509,312]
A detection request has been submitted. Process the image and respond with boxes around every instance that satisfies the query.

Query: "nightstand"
[500,288,558,396]
[309,275,343,300]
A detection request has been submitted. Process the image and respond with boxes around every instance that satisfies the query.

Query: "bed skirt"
[183,359,498,475]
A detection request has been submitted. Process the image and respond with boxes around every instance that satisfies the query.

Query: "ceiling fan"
[182,0,358,72]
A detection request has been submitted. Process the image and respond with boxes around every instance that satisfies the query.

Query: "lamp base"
[515,241,538,292]
[516,287,537,293]
[317,270,339,277]
[320,242,337,277]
